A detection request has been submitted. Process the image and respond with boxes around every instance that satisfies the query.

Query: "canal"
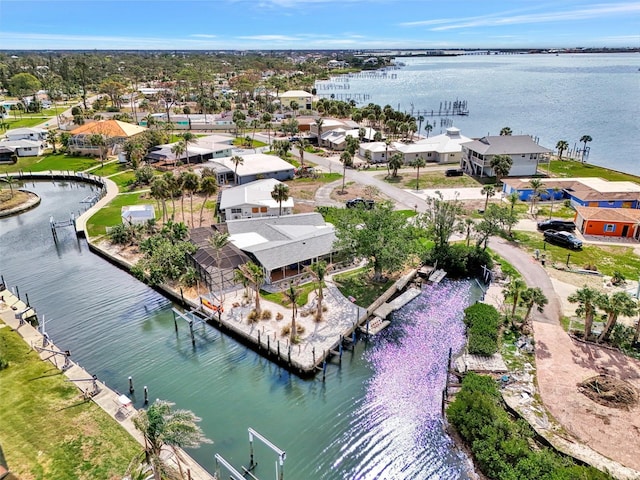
[0,181,478,479]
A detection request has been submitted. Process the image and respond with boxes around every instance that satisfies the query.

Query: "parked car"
[346,198,375,209]
[543,230,583,250]
[537,219,576,232]
[445,168,464,177]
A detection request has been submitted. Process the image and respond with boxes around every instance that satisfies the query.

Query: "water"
[1,181,479,479]
[316,53,640,176]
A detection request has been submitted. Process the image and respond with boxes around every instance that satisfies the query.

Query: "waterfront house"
[461,135,551,177]
[0,139,45,157]
[219,179,294,221]
[146,134,234,166]
[309,118,359,142]
[121,205,155,225]
[68,120,146,156]
[393,127,471,165]
[207,153,295,185]
[278,90,314,110]
[574,206,640,240]
[226,212,337,284]
[502,177,640,208]
[359,142,395,163]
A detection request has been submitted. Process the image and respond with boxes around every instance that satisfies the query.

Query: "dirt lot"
[329,182,390,204]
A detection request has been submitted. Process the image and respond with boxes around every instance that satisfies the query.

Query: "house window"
[231,208,242,214]
[260,207,268,213]
[252,207,259,213]
[604,224,616,232]
[607,201,615,206]
[427,152,432,157]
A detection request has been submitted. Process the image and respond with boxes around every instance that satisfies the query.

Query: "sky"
[0,0,638,50]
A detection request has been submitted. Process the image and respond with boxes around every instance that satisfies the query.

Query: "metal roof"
[462,135,551,155]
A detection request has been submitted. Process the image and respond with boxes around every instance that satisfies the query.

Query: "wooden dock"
[359,316,390,335]
[372,287,421,319]
[428,269,447,284]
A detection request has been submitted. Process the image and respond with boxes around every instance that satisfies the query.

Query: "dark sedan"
[543,230,583,250]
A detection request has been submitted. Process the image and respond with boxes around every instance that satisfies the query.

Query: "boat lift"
[214,428,286,480]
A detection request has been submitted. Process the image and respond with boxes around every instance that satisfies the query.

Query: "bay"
[317,53,640,176]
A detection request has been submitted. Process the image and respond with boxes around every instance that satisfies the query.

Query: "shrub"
[275,312,283,321]
[464,303,500,356]
[261,310,272,320]
[71,106,83,116]
[247,310,259,323]
[0,355,8,370]
[280,325,291,336]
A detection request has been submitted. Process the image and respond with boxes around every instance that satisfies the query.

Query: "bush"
[275,312,283,321]
[247,310,259,323]
[261,310,272,320]
[464,303,500,356]
[427,244,494,279]
[0,355,8,370]
[447,373,613,480]
[71,106,83,116]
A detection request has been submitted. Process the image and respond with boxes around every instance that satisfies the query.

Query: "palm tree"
[262,112,272,146]
[568,286,602,339]
[424,122,433,138]
[2,175,16,199]
[177,172,189,223]
[417,115,424,139]
[481,185,496,212]
[132,399,212,480]
[500,126,512,136]
[529,178,546,217]
[384,139,391,177]
[231,155,244,184]
[89,133,107,167]
[271,183,290,216]
[150,176,169,222]
[163,172,180,219]
[389,153,404,178]
[170,141,185,165]
[519,287,548,323]
[305,261,330,321]
[506,192,519,235]
[180,132,197,165]
[296,138,309,167]
[556,140,569,161]
[503,278,526,318]
[289,100,299,117]
[47,130,58,154]
[463,218,475,247]
[597,291,638,343]
[579,135,592,162]
[548,186,562,219]
[315,117,324,147]
[412,156,427,190]
[283,283,300,343]
[208,231,230,315]
[489,155,513,184]
[340,151,352,194]
[237,261,265,317]
[182,171,200,227]
[198,176,217,227]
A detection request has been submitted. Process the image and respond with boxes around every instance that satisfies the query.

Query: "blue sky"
[0,0,638,50]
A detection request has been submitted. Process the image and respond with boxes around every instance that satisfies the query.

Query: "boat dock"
[372,287,422,319]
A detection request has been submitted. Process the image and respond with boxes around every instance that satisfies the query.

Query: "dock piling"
[128,376,134,394]
[144,385,149,405]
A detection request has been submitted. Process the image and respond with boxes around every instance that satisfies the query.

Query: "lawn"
[232,138,267,148]
[109,171,139,191]
[0,154,99,175]
[333,267,395,308]
[511,231,640,278]
[86,192,154,237]
[0,327,140,479]
[88,161,130,177]
[381,171,482,189]
[547,159,640,183]
[1,117,50,129]
[261,281,321,308]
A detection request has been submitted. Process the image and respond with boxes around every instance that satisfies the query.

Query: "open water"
[0,181,480,479]
[316,53,640,176]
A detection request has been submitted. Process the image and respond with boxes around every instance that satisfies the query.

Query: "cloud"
[236,34,299,41]
[402,2,640,31]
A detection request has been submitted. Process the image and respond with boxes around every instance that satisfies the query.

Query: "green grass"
[87,162,130,177]
[232,138,267,148]
[261,281,321,307]
[547,159,640,182]
[1,117,49,129]
[0,154,99,175]
[382,171,482,189]
[333,267,395,308]
[86,192,155,237]
[0,327,140,479]
[488,250,521,279]
[109,171,138,191]
[511,231,640,278]
[287,172,341,184]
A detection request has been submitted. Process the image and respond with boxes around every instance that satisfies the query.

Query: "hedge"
[464,303,500,356]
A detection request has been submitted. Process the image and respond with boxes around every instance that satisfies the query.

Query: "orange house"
[574,206,640,239]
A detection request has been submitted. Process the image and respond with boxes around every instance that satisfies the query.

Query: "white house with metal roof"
[208,153,295,185]
[219,179,294,221]
[461,135,551,177]
[226,212,337,284]
[0,139,45,157]
[121,204,155,225]
[393,127,471,164]
[5,127,48,142]
[358,141,395,163]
